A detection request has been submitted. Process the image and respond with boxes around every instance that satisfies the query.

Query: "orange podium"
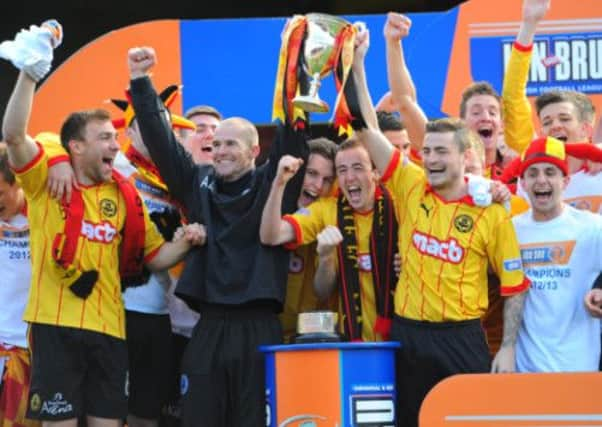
[261,342,400,426]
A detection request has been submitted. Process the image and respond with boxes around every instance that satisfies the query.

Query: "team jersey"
[0,214,31,348]
[284,197,391,342]
[381,150,529,321]
[280,243,336,343]
[15,143,165,339]
[513,206,602,372]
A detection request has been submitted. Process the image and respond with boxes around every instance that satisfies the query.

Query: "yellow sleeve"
[282,197,335,248]
[502,43,537,155]
[34,132,70,166]
[141,197,166,261]
[381,149,426,204]
[13,142,48,199]
[486,209,530,296]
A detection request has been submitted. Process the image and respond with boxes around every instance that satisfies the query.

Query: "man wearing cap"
[179,105,221,165]
[513,136,602,372]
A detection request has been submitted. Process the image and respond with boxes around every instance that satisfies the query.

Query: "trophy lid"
[305,13,351,26]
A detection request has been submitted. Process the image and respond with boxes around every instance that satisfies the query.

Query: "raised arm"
[351,24,395,174]
[260,155,303,245]
[502,0,550,154]
[2,20,63,169]
[384,12,428,153]
[127,47,198,205]
[2,72,39,169]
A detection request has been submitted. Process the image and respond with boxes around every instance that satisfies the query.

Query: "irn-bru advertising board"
[29,0,602,137]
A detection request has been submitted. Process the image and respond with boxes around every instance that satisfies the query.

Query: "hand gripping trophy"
[272,13,363,136]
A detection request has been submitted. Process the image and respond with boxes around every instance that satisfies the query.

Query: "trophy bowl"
[295,310,341,343]
[292,13,352,113]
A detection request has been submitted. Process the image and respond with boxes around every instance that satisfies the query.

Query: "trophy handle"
[293,72,329,113]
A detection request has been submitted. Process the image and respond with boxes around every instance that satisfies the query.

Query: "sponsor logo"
[100,198,117,218]
[470,22,602,97]
[40,392,73,416]
[503,258,523,271]
[30,393,41,412]
[503,33,602,95]
[520,240,576,266]
[454,214,474,233]
[81,220,117,243]
[412,231,465,264]
[565,195,602,214]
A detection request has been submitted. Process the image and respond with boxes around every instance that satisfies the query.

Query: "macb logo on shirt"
[412,231,465,264]
[81,220,117,243]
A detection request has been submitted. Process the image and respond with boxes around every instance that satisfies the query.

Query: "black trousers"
[179,304,282,427]
[391,315,491,427]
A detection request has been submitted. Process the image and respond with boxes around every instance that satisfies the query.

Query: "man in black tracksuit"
[127,47,308,427]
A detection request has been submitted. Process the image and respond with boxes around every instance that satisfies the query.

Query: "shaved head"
[219,117,259,149]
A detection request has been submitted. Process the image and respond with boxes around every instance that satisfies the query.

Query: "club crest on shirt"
[288,253,305,273]
[454,214,474,233]
[100,198,117,218]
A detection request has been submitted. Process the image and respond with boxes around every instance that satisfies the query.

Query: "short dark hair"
[0,144,15,185]
[535,90,595,124]
[184,105,222,121]
[59,109,112,153]
[425,117,471,153]
[459,82,501,118]
[376,111,405,132]
[308,137,337,163]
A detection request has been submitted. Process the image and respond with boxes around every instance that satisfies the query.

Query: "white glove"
[467,174,492,207]
[0,19,63,82]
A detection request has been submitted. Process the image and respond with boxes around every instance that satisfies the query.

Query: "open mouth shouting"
[427,166,446,180]
[298,188,318,207]
[346,185,362,206]
[476,125,496,147]
[551,134,568,142]
[102,155,115,171]
[533,188,553,203]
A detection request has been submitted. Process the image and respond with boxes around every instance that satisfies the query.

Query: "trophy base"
[293,332,341,344]
[292,96,330,113]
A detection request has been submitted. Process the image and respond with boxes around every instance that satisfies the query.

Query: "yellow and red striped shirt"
[15,143,164,339]
[280,243,337,343]
[382,151,529,321]
[284,197,397,342]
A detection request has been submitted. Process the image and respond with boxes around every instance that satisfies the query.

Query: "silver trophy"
[292,13,352,113]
